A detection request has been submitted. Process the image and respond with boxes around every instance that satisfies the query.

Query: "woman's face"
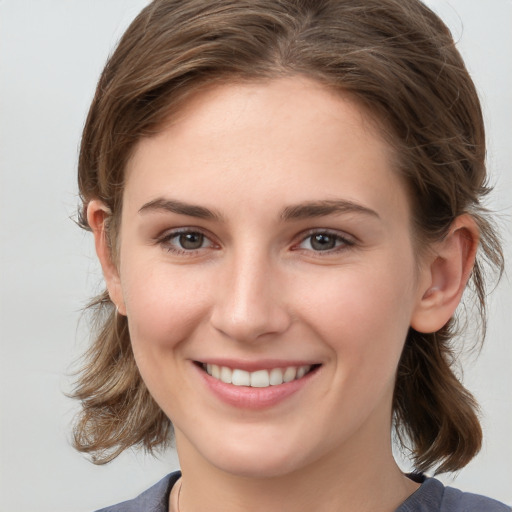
[105,77,431,477]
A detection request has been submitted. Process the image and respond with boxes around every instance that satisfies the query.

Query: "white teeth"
[220,366,232,384]
[269,368,284,385]
[250,370,270,388]
[204,364,312,387]
[283,366,297,382]
[232,369,250,386]
[296,366,307,379]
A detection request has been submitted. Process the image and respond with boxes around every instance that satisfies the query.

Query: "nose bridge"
[211,243,290,342]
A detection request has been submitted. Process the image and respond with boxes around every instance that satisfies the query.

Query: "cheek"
[298,258,416,370]
[120,259,211,353]
[119,262,213,413]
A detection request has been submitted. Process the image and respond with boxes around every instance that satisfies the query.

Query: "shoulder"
[397,475,510,512]
[441,482,510,512]
[94,471,181,512]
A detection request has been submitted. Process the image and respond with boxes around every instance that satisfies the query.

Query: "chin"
[198,432,318,479]
[213,453,306,479]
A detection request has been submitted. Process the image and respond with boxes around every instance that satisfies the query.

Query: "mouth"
[197,362,320,388]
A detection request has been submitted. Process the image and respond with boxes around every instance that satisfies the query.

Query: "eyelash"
[157,228,215,255]
[156,228,356,256]
[293,229,355,255]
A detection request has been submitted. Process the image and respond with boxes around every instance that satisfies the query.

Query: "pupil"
[179,232,203,249]
[311,233,335,251]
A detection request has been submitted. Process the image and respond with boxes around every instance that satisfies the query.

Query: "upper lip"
[194,359,321,372]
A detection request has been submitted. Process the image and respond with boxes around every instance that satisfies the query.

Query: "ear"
[87,199,126,315]
[411,214,479,333]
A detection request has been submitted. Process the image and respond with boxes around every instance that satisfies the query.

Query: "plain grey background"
[0,1,510,510]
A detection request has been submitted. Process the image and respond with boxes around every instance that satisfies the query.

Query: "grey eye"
[309,233,337,251]
[178,232,205,250]
[297,231,353,253]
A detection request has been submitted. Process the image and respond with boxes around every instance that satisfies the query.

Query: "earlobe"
[411,215,479,333]
[87,200,126,315]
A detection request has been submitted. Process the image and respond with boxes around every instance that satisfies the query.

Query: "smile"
[202,363,315,388]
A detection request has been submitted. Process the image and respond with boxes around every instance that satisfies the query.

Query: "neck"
[173,426,419,512]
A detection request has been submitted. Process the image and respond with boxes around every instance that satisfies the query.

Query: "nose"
[210,249,292,343]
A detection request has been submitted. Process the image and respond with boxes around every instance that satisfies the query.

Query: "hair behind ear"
[393,211,503,474]
[71,294,171,464]
[393,325,482,474]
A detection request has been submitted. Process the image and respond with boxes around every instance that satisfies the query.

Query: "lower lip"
[195,365,318,410]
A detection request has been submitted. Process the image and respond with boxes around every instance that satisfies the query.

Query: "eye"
[159,229,215,254]
[176,232,206,250]
[297,231,354,252]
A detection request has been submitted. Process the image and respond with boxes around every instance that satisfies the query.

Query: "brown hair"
[72,0,503,472]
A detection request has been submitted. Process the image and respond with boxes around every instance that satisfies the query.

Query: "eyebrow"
[138,198,223,221]
[281,200,380,221]
[138,197,379,222]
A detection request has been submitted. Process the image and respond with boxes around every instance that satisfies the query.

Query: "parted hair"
[73,0,503,473]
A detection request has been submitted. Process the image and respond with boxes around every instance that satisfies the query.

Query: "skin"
[89,77,478,512]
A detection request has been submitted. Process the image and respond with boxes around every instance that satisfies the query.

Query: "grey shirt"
[95,471,510,512]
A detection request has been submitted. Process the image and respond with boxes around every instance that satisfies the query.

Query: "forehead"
[124,77,409,223]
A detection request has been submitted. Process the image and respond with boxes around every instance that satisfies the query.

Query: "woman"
[72,0,508,510]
